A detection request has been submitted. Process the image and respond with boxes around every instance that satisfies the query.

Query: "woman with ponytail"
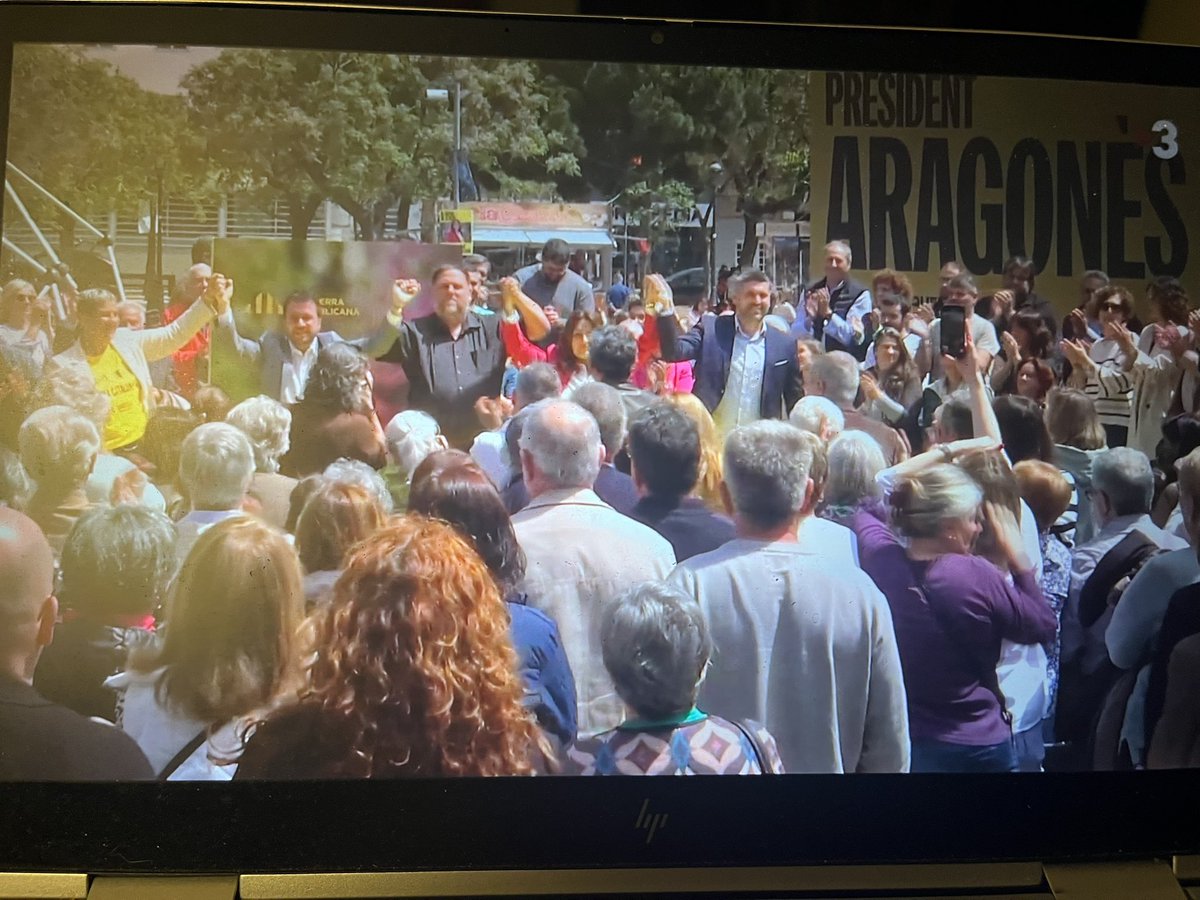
[853,459,1057,773]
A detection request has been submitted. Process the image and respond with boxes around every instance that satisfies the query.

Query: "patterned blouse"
[561,710,785,776]
[1040,530,1073,719]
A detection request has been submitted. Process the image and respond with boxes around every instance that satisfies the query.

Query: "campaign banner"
[464,201,610,230]
[807,72,1200,311]
[210,238,460,400]
[439,208,474,253]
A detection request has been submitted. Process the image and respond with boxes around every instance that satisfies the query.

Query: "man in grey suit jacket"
[212,284,404,403]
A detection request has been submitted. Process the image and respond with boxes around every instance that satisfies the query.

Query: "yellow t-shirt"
[87,344,147,450]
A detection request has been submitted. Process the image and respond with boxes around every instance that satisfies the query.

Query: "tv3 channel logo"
[634,799,668,844]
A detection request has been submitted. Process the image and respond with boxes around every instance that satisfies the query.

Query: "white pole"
[6,162,105,239]
[4,181,76,289]
[1,236,48,273]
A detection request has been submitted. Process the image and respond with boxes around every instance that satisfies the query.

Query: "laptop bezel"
[2,1,1200,874]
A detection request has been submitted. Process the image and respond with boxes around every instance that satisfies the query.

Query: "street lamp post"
[704,161,724,304]
[426,82,464,207]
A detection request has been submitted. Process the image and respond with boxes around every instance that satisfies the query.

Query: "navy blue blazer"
[657,312,803,419]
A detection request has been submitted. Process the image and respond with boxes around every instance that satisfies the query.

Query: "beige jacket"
[512,488,676,736]
[52,298,215,414]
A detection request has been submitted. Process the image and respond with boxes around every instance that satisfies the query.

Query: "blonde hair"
[18,405,100,488]
[131,517,304,724]
[226,395,292,473]
[889,464,983,540]
[1046,388,1106,451]
[668,392,724,512]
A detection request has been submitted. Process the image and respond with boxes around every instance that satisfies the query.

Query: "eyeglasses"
[1100,302,1125,312]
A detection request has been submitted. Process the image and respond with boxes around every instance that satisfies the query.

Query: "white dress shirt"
[280,340,319,405]
[713,320,766,437]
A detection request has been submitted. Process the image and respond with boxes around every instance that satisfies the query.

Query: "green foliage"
[184,50,584,237]
[6,45,206,224]
[549,61,810,238]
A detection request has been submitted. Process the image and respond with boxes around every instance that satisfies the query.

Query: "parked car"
[665,267,707,307]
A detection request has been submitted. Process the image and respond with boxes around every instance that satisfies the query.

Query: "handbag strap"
[157,729,209,781]
[730,718,774,774]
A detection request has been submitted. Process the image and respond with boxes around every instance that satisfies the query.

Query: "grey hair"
[570,381,627,462]
[1092,446,1154,517]
[226,395,292,473]
[76,288,118,318]
[889,464,983,539]
[322,457,395,514]
[18,405,100,488]
[518,399,602,491]
[946,273,979,296]
[601,580,712,720]
[788,395,844,437]
[727,268,770,300]
[809,351,861,408]
[60,504,176,616]
[116,300,146,325]
[825,240,852,266]
[178,422,255,511]
[383,411,444,480]
[35,360,112,431]
[514,362,562,409]
[825,431,886,507]
[723,420,813,530]
[0,445,32,510]
[1081,269,1110,285]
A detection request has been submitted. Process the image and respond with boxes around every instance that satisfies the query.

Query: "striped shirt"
[1084,338,1133,432]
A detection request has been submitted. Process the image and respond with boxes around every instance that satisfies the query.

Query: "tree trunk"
[395,194,413,238]
[287,196,321,242]
[57,210,77,253]
[738,213,759,269]
[332,194,376,241]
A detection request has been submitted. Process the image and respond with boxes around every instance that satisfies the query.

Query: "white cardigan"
[52,298,215,413]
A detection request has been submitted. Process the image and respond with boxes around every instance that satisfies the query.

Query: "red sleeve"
[501,319,549,366]
[638,315,661,372]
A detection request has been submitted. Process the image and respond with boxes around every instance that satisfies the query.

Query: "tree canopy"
[5,46,808,259]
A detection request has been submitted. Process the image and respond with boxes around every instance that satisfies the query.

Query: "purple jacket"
[852,506,1057,746]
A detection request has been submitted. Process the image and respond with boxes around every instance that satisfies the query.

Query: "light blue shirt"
[713,320,766,437]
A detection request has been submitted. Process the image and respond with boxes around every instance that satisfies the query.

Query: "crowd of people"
[3,234,1200,779]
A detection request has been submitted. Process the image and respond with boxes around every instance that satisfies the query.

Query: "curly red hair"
[300,516,544,776]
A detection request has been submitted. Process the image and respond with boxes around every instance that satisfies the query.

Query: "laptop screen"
[3,3,1200,875]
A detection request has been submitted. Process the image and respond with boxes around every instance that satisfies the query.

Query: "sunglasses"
[1100,302,1126,312]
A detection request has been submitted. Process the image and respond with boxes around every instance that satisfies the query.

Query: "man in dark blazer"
[212,284,403,403]
[653,270,803,433]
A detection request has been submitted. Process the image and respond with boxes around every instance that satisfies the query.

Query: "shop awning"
[473,227,615,248]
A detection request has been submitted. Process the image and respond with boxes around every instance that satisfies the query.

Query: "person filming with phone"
[917,273,1001,384]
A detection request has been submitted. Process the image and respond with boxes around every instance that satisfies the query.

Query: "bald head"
[518,399,603,495]
[0,508,55,679]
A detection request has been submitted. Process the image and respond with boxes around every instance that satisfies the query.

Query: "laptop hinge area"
[1044,860,1188,899]
[87,876,238,900]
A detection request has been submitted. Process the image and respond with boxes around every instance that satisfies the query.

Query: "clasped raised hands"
[204,273,233,316]
[499,277,521,314]
[643,274,673,314]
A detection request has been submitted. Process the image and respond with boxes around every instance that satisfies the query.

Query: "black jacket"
[0,675,153,781]
[33,618,154,722]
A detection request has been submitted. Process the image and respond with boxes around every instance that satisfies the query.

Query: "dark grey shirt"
[379,311,506,448]
[517,268,596,319]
